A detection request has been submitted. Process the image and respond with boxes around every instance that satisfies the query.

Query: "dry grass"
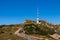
[0,26,27,40]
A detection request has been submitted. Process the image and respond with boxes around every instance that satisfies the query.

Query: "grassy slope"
[0,25,27,40]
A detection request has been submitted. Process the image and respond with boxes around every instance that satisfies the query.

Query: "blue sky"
[0,0,60,24]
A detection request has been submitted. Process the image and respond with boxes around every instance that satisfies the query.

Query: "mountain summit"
[0,20,60,40]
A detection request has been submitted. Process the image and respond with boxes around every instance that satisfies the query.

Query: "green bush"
[24,23,55,35]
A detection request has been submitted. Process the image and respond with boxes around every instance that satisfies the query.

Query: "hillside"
[22,20,60,40]
[0,20,60,40]
[0,24,27,40]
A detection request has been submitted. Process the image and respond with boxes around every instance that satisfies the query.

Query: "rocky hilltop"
[0,20,60,40]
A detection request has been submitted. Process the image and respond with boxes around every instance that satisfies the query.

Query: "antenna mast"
[36,8,39,24]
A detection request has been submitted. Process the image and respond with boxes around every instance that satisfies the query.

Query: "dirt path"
[14,27,43,40]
